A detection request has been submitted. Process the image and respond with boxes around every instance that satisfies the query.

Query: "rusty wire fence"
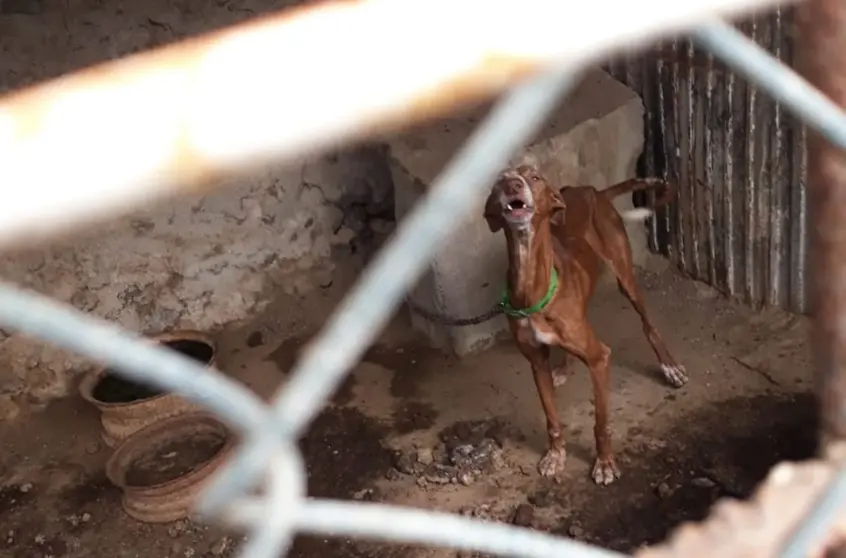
[2,0,846,556]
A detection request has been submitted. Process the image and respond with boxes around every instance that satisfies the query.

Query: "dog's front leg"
[523,345,567,479]
[551,352,570,387]
[560,324,621,486]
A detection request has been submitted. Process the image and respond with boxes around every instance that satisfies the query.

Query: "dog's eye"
[531,175,540,182]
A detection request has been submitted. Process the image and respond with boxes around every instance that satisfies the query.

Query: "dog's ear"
[547,187,566,226]
[483,189,504,233]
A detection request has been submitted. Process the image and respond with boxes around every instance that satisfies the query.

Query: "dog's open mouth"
[504,196,533,220]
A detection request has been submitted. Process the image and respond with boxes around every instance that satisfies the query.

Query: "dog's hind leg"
[593,201,689,388]
[614,267,688,388]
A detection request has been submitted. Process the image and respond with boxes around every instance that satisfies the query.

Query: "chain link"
[404,297,504,326]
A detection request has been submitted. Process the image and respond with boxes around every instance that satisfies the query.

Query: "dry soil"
[0,252,817,558]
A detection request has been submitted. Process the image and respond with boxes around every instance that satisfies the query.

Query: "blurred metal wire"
[0,282,268,433]
[229,498,627,558]
[4,0,846,557]
[693,20,846,150]
[0,0,794,250]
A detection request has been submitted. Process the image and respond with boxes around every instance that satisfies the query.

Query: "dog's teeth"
[506,203,513,211]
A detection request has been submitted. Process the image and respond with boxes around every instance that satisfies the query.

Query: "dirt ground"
[0,249,818,558]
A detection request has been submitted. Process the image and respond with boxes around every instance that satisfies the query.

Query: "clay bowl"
[79,331,216,448]
[105,412,234,523]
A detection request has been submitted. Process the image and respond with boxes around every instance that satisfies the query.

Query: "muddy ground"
[0,251,817,558]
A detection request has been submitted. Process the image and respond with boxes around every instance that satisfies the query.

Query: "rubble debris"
[527,487,554,508]
[512,504,535,527]
[389,419,509,487]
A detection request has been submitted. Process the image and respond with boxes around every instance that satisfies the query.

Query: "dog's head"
[483,165,565,233]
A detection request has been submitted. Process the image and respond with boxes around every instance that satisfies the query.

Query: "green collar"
[499,267,559,318]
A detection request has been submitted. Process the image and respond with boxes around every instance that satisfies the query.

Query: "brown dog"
[483,165,688,486]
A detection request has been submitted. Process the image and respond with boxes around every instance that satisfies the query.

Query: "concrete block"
[388,69,646,356]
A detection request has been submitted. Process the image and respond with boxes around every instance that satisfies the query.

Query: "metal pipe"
[294,500,625,558]
[795,0,846,447]
[0,0,797,251]
[693,21,846,152]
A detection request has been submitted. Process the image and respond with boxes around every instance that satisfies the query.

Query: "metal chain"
[404,297,504,326]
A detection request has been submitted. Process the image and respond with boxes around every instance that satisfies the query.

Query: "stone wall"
[0,0,653,412]
[0,0,393,411]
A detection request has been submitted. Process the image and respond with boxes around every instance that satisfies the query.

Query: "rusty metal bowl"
[79,330,216,448]
[105,412,234,523]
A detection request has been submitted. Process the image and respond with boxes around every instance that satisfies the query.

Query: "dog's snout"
[503,178,524,194]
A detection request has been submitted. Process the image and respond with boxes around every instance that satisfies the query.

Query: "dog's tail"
[601,177,677,210]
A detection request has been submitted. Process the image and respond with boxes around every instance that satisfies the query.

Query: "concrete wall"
[0,0,393,412]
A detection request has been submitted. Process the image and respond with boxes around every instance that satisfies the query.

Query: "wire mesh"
[1,0,845,557]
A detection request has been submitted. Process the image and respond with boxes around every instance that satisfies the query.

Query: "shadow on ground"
[282,388,819,556]
[547,391,818,551]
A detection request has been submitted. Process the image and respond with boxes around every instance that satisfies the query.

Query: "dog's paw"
[552,367,568,387]
[591,457,621,486]
[537,448,567,478]
[660,363,689,388]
